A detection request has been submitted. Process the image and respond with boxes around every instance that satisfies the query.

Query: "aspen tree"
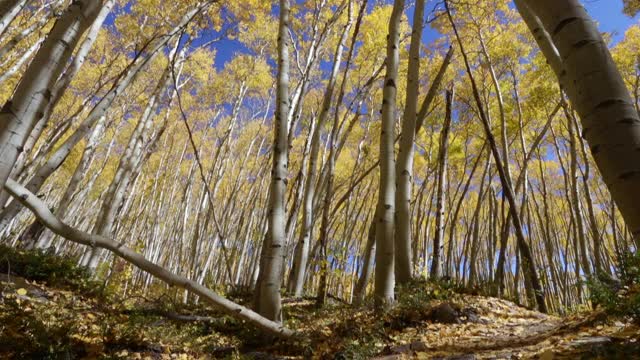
[374,0,404,308]
[394,0,425,284]
[0,0,103,193]
[446,0,547,313]
[430,88,453,279]
[519,0,640,245]
[287,1,354,297]
[256,0,290,323]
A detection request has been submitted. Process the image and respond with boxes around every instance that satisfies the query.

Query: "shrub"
[0,245,96,292]
[389,278,459,328]
[587,251,640,322]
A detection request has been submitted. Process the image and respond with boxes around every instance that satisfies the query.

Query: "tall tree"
[255,0,290,323]
[0,0,103,194]
[446,0,547,313]
[430,88,453,279]
[375,0,404,308]
[394,0,425,284]
[519,0,640,247]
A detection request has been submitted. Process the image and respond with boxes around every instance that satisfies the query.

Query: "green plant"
[0,245,97,293]
[587,251,640,322]
[336,338,379,360]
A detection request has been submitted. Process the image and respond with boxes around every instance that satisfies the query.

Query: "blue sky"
[209,0,639,70]
[584,0,639,43]
[416,0,640,49]
[108,1,639,70]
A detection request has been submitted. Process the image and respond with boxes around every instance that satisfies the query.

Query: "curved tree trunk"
[519,0,640,246]
[3,178,294,338]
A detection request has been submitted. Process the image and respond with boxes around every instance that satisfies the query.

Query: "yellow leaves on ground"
[16,288,27,296]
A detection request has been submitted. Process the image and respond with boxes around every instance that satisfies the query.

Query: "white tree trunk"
[256,0,290,323]
[3,178,294,338]
[0,0,27,39]
[374,0,404,308]
[394,0,425,284]
[520,0,640,245]
[287,4,351,298]
[0,0,102,195]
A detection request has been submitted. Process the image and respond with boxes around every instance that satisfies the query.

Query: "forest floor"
[0,249,639,359]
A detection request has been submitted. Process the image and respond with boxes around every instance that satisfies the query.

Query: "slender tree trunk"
[255,0,290,323]
[0,0,103,192]
[566,104,592,277]
[374,0,404,308]
[353,215,376,305]
[469,152,491,286]
[415,46,454,133]
[315,2,354,306]
[394,0,425,284]
[446,142,485,277]
[430,89,453,279]
[567,104,605,274]
[287,3,354,296]
[446,0,547,313]
[0,0,27,39]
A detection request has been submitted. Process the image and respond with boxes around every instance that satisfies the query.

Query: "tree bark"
[255,0,290,323]
[430,89,453,279]
[446,0,547,313]
[520,0,640,245]
[0,0,103,193]
[394,0,425,284]
[3,178,294,338]
[374,0,404,308]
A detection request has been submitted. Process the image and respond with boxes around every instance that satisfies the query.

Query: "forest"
[0,0,639,358]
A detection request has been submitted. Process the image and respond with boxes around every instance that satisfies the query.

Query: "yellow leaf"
[16,288,27,296]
